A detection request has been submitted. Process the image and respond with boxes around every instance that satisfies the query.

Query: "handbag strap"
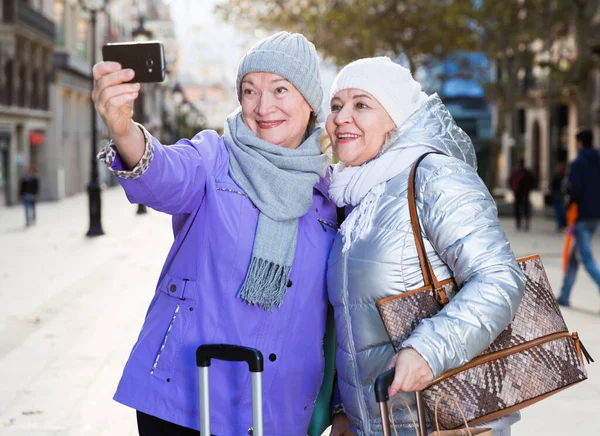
[407,152,449,305]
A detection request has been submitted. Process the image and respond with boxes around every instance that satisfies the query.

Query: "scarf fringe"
[238,257,292,312]
[340,183,385,252]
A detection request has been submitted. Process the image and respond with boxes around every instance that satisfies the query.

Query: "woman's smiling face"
[326,88,396,166]
[240,72,312,149]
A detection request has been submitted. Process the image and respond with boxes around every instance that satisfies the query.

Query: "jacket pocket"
[147,292,191,380]
[150,302,181,375]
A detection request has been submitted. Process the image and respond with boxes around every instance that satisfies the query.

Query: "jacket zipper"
[216,187,249,198]
[318,218,338,232]
[342,250,371,433]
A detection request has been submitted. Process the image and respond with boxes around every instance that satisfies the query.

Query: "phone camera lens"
[145,58,154,67]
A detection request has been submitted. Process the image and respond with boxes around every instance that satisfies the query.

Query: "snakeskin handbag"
[376,153,593,430]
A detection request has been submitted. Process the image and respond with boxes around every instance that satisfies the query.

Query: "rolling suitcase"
[375,368,428,436]
[196,344,264,436]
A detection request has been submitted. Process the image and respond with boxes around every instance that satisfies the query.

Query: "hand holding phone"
[91,62,145,167]
[102,41,166,83]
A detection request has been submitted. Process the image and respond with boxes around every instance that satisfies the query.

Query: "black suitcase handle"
[196,344,264,373]
[375,368,428,436]
[375,368,396,402]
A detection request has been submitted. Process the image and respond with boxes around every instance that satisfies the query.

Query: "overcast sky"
[168,0,270,84]
[167,0,338,114]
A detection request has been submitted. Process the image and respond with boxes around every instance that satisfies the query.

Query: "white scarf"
[329,144,433,252]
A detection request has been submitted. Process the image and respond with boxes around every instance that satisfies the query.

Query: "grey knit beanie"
[236,31,323,114]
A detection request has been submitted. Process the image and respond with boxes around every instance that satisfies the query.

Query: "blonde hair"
[319,130,332,154]
[379,128,400,156]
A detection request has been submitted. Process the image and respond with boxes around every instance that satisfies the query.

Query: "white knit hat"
[329,56,428,128]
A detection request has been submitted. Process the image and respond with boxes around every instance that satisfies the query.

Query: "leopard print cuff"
[97,123,154,179]
[332,402,346,416]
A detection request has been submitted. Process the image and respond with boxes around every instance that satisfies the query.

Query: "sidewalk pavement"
[0,188,599,435]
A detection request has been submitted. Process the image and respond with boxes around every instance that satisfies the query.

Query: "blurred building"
[138,0,180,144]
[179,74,236,133]
[0,0,179,205]
[46,0,137,202]
[422,53,494,182]
[493,36,579,209]
[0,0,54,207]
[503,17,600,209]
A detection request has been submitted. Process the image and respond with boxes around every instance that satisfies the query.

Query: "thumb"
[389,365,404,397]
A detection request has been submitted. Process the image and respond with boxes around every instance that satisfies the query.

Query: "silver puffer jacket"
[327,95,526,436]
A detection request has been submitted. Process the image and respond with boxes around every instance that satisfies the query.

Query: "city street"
[0,187,599,435]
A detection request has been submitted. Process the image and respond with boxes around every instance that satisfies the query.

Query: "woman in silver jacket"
[326,57,526,436]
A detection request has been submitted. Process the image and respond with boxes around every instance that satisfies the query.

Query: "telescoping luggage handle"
[375,369,427,436]
[196,344,264,436]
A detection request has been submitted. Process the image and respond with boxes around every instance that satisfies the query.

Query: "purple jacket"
[111,131,337,435]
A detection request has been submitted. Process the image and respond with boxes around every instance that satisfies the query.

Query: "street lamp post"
[79,0,108,237]
[172,82,184,138]
[132,15,153,216]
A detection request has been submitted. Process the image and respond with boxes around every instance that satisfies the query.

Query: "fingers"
[93,68,135,101]
[388,349,434,396]
[389,365,432,395]
[94,82,140,108]
[92,61,123,80]
[91,61,136,105]
[389,363,406,397]
[102,92,138,115]
[93,82,139,123]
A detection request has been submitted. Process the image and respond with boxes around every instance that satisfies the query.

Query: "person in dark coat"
[509,158,535,231]
[550,161,567,231]
[19,165,39,227]
[557,130,600,306]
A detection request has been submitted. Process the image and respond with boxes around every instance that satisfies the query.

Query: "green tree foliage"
[219,0,599,185]
[472,0,569,185]
[217,0,477,72]
[553,0,600,128]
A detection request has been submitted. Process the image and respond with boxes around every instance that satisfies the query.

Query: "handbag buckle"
[434,287,449,305]
[572,331,595,364]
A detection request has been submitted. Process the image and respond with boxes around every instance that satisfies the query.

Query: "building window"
[54,0,65,46]
[76,16,89,61]
[31,70,39,109]
[44,73,50,110]
[17,65,26,107]
[62,92,69,137]
[3,0,16,22]
[4,61,13,106]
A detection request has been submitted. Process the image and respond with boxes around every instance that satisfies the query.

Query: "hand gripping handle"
[375,368,427,436]
[375,368,396,403]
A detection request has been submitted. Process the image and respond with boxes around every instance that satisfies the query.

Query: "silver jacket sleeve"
[402,158,527,378]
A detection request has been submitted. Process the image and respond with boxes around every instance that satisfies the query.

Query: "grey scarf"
[224,109,328,311]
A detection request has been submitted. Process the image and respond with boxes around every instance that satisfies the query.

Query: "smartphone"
[102,41,166,83]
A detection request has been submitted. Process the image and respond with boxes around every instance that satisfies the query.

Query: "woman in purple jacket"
[92,32,337,436]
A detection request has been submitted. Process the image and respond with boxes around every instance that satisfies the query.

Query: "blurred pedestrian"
[92,32,336,435]
[509,158,535,231]
[550,161,567,231]
[557,130,600,307]
[19,165,39,227]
